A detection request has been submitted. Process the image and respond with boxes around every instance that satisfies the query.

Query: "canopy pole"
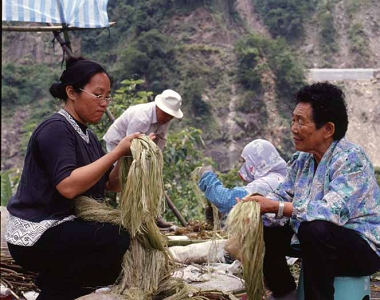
[62,25,72,52]
[51,28,73,57]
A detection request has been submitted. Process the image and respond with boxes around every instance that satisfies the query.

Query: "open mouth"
[293,137,301,143]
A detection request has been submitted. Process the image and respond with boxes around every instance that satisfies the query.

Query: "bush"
[348,23,369,64]
[234,34,306,101]
[115,29,178,94]
[2,62,60,106]
[235,45,264,91]
[319,11,338,57]
[252,0,315,40]
[237,91,267,115]
[1,86,19,106]
[162,127,212,222]
[183,79,210,118]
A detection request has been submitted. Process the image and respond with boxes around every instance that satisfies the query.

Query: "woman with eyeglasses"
[5,57,139,300]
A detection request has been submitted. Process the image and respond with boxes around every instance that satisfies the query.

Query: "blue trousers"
[8,219,130,300]
[263,221,380,300]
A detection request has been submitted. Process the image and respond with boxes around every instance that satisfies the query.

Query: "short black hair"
[295,82,348,140]
[49,56,112,101]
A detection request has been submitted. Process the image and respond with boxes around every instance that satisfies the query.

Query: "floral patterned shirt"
[265,138,380,256]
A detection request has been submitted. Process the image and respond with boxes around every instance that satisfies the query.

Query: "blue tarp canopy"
[2,0,110,28]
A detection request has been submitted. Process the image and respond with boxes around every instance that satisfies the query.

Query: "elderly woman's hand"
[236,194,278,215]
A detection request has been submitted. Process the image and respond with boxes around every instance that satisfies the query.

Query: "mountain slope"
[1,0,380,171]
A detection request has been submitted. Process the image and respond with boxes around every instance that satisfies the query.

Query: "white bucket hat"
[155,89,183,119]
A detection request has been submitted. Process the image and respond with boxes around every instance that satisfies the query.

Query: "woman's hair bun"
[49,82,66,99]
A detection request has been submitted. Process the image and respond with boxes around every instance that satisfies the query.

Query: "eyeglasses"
[79,88,112,104]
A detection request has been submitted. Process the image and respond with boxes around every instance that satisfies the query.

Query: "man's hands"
[148,132,156,141]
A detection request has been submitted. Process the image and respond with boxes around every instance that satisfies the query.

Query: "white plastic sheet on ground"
[172,261,244,292]
[169,240,228,264]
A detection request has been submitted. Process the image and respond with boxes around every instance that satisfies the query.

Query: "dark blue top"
[7,113,111,222]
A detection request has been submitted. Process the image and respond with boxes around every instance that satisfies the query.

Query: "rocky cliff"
[2,0,380,170]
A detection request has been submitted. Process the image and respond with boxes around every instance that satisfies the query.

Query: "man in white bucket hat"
[103,89,183,152]
[103,89,183,228]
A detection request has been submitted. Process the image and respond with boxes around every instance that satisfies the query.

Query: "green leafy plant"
[1,169,21,206]
[319,11,338,65]
[114,29,178,94]
[1,62,60,107]
[217,166,243,189]
[235,44,264,91]
[348,22,370,65]
[234,34,305,101]
[252,0,315,40]
[162,127,213,222]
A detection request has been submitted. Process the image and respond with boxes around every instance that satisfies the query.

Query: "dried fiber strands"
[119,136,165,237]
[74,195,173,298]
[74,135,198,299]
[191,167,220,234]
[226,201,265,300]
[74,196,121,226]
[114,239,172,297]
[113,135,173,297]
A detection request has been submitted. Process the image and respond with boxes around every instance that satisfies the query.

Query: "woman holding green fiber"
[5,57,140,300]
[242,82,380,300]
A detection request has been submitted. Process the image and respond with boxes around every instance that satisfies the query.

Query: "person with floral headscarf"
[198,139,287,214]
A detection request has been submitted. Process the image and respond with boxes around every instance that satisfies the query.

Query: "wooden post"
[165,193,187,227]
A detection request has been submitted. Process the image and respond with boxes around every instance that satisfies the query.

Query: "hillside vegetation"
[2,0,380,169]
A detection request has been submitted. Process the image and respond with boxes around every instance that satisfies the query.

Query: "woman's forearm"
[106,160,122,192]
[265,199,293,217]
[56,150,122,199]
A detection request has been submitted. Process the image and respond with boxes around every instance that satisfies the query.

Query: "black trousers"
[8,219,130,300]
[263,221,380,300]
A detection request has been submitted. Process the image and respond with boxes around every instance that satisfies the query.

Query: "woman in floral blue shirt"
[243,82,380,300]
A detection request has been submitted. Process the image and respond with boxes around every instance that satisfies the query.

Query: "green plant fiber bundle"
[119,136,165,238]
[74,135,239,299]
[226,201,265,300]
